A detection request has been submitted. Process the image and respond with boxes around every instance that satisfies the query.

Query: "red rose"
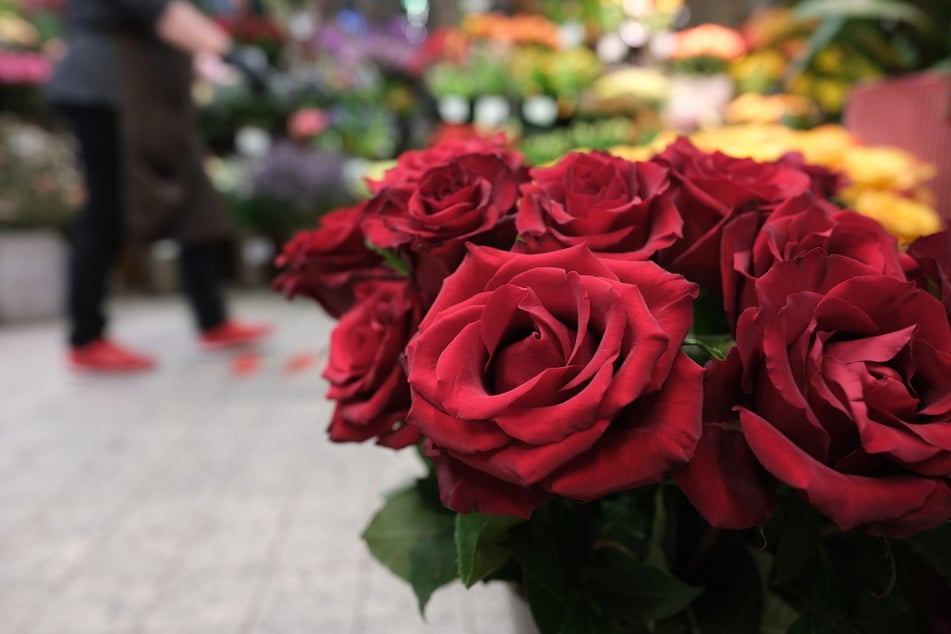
[731,251,951,536]
[906,229,951,321]
[324,280,423,449]
[405,245,703,518]
[720,193,905,330]
[654,137,812,290]
[515,152,682,260]
[362,152,527,304]
[362,153,524,251]
[368,135,525,193]
[777,151,844,198]
[674,349,777,529]
[274,206,395,318]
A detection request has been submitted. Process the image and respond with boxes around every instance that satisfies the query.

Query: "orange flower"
[671,24,747,61]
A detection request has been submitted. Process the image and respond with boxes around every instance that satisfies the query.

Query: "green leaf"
[365,242,410,276]
[455,513,523,588]
[794,0,938,40]
[774,496,823,585]
[749,548,801,634]
[588,546,703,625]
[906,521,951,581]
[409,526,458,613]
[523,576,571,634]
[646,486,671,570]
[782,17,846,87]
[688,541,764,634]
[362,483,458,613]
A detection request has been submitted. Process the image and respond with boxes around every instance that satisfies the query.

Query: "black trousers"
[58,104,227,347]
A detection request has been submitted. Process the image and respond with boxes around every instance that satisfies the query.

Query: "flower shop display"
[662,23,746,130]
[0,115,77,322]
[278,130,951,632]
[0,0,58,119]
[612,123,945,244]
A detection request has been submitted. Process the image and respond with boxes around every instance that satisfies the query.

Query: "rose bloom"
[324,280,423,449]
[720,193,905,330]
[405,245,703,518]
[274,206,394,318]
[515,151,682,260]
[905,229,951,320]
[367,135,525,192]
[361,150,527,303]
[674,349,777,529]
[654,137,812,291]
[692,250,951,536]
[287,107,329,142]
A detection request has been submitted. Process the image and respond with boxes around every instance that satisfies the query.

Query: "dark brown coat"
[116,34,232,244]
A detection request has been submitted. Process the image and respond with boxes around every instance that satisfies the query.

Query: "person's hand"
[194,51,239,84]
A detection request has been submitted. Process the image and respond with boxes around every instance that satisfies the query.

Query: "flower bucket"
[473,95,511,128]
[0,229,66,322]
[663,73,735,131]
[844,71,951,224]
[437,95,471,124]
[521,95,559,128]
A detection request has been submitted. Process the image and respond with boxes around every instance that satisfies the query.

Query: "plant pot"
[521,95,559,128]
[473,95,511,128]
[0,229,67,322]
[663,73,735,131]
[437,95,472,124]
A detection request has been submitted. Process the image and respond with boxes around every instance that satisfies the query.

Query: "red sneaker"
[199,320,272,350]
[69,339,156,373]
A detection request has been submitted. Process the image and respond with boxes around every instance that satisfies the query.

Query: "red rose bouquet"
[277,135,951,633]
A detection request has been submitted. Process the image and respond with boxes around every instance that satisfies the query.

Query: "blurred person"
[47,0,271,373]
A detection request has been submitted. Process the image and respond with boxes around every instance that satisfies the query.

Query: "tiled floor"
[0,292,534,634]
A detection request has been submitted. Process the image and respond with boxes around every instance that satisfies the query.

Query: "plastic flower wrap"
[277,131,951,633]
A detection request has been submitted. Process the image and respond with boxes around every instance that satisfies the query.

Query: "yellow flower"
[846,190,944,243]
[689,124,793,162]
[729,50,786,82]
[839,146,936,192]
[782,125,852,167]
[608,145,656,162]
[724,93,813,125]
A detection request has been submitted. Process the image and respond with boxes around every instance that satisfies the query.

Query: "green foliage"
[362,475,951,632]
[455,513,523,588]
[362,481,457,613]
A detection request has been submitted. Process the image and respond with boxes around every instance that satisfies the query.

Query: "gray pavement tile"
[247,567,361,634]
[0,293,541,634]
[137,570,259,632]
[29,571,161,634]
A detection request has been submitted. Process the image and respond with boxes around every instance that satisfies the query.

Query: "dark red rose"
[515,151,682,260]
[274,206,395,318]
[674,349,777,529]
[367,135,525,193]
[361,153,524,251]
[654,137,812,291]
[405,245,703,518]
[905,229,951,321]
[777,151,844,198]
[323,280,423,449]
[720,193,905,330]
[731,250,951,536]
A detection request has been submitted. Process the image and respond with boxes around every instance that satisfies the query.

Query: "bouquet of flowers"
[276,134,951,633]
